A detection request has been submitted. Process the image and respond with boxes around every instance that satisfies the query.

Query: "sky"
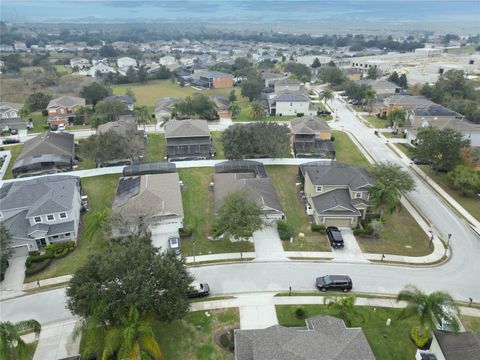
[1,0,479,26]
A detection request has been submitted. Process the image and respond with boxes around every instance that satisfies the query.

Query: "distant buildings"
[198,71,234,89]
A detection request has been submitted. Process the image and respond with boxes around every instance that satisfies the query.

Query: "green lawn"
[276,304,419,360]
[267,166,331,251]
[460,315,480,333]
[356,206,432,257]
[395,143,415,158]
[142,133,166,163]
[2,144,23,180]
[212,131,225,159]
[112,80,238,107]
[234,100,296,122]
[29,112,49,133]
[178,168,254,256]
[421,166,480,222]
[364,115,388,129]
[332,130,371,169]
[25,174,119,281]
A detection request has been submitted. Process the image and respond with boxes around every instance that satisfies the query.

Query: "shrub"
[410,326,430,348]
[179,227,193,237]
[220,333,231,348]
[353,225,374,237]
[295,307,306,319]
[53,247,69,258]
[330,135,335,142]
[311,224,326,233]
[277,220,294,240]
[25,253,53,268]
[28,251,40,256]
[25,258,52,276]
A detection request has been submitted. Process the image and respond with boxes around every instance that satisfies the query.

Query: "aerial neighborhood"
[0,8,480,360]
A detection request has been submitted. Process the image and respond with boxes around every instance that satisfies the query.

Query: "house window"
[47,214,55,221]
[34,216,42,223]
[64,233,71,237]
[52,235,59,239]
[59,212,67,219]
[355,192,363,199]
[315,186,323,192]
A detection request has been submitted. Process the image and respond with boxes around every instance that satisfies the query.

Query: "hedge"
[179,227,193,237]
[25,258,53,276]
[25,241,75,269]
[353,225,374,237]
[311,224,326,233]
[277,220,294,241]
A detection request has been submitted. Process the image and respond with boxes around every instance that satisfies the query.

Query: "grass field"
[364,115,388,129]
[142,133,166,162]
[178,168,254,256]
[2,144,23,180]
[267,166,330,251]
[276,304,419,360]
[112,80,239,107]
[395,143,415,158]
[420,166,480,222]
[25,174,120,281]
[29,112,49,133]
[212,131,225,159]
[234,100,296,122]
[332,130,371,169]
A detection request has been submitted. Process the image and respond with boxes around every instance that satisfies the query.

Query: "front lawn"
[29,112,49,133]
[395,143,416,158]
[332,130,371,169]
[179,168,254,256]
[25,174,119,281]
[2,143,23,180]
[363,115,388,129]
[356,206,432,257]
[276,304,419,360]
[142,133,166,163]
[460,315,480,333]
[234,100,296,122]
[267,166,330,252]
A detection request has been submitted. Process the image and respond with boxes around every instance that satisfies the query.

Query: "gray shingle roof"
[302,162,373,190]
[291,116,331,135]
[97,118,138,136]
[275,91,309,102]
[202,71,233,79]
[17,132,74,161]
[165,119,210,138]
[154,97,181,113]
[275,79,302,86]
[235,316,375,360]
[47,96,85,110]
[311,188,361,216]
[104,95,135,105]
[412,104,460,117]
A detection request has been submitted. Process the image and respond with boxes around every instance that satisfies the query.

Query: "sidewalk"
[185,252,256,264]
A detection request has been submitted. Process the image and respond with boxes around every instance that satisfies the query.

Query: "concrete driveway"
[253,225,286,261]
[331,228,368,263]
[0,256,27,298]
[150,229,178,252]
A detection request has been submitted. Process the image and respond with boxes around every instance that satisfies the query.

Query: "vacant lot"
[332,130,371,169]
[276,304,419,360]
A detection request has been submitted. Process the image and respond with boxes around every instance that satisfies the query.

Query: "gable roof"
[302,162,373,190]
[17,132,74,161]
[412,104,460,117]
[165,119,210,138]
[434,330,480,360]
[311,188,361,216]
[0,102,23,113]
[47,96,85,110]
[104,95,135,105]
[385,95,434,108]
[97,118,138,136]
[235,316,374,360]
[154,97,181,113]
[291,116,331,134]
[201,71,233,79]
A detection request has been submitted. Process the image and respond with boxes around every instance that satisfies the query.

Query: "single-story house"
[104,95,135,112]
[234,316,375,360]
[0,102,22,119]
[374,95,435,118]
[12,132,75,178]
[290,116,335,158]
[154,97,181,122]
[0,175,83,255]
[165,119,213,161]
[300,161,373,228]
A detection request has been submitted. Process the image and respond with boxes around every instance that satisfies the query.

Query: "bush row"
[311,224,326,234]
[353,225,374,237]
[25,259,53,276]
[277,220,294,241]
[25,241,75,274]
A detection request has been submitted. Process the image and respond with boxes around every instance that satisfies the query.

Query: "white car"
[57,124,66,132]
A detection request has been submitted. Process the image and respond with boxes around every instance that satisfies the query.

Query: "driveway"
[331,228,368,263]
[0,256,27,298]
[150,228,178,252]
[252,225,286,261]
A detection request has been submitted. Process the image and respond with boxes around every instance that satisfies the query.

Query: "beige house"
[300,162,373,228]
[290,116,335,158]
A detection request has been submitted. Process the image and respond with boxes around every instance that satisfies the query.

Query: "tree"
[284,62,311,82]
[397,285,460,337]
[241,79,264,101]
[137,66,148,83]
[99,45,118,58]
[415,127,470,172]
[398,73,408,89]
[80,82,111,108]
[74,106,93,125]
[18,106,30,120]
[228,89,237,103]
[214,191,265,240]
[0,224,13,276]
[447,165,480,197]
[25,92,52,112]
[318,66,346,86]
[369,162,415,216]
[364,88,377,115]
[367,66,379,80]
[0,319,41,360]
[133,105,151,130]
[388,71,399,85]
[386,107,406,130]
[95,100,128,123]
[319,89,334,106]
[249,101,266,120]
[172,94,218,120]
[228,101,241,120]
[66,236,193,325]
[323,295,364,327]
[125,88,136,101]
[311,57,321,68]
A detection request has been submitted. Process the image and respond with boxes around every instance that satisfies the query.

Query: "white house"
[159,56,176,66]
[117,57,137,68]
[269,92,316,116]
[70,57,90,69]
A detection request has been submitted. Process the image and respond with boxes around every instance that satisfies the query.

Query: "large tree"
[228,101,241,120]
[447,165,480,197]
[221,122,290,159]
[369,162,415,216]
[214,191,264,240]
[80,82,111,108]
[386,107,406,130]
[415,127,470,172]
[25,92,52,112]
[241,79,264,102]
[367,67,379,80]
[318,66,346,86]
[0,224,13,276]
[95,100,128,123]
[172,94,218,120]
[284,62,311,82]
[66,236,193,325]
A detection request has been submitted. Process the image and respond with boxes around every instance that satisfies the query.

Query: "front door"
[36,238,47,247]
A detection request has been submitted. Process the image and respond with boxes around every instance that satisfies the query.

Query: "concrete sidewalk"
[185,252,256,264]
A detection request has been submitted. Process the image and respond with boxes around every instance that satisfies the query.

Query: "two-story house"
[300,162,373,228]
[0,175,83,255]
[46,96,86,127]
[199,71,234,89]
[290,116,335,158]
[117,57,138,69]
[164,119,213,161]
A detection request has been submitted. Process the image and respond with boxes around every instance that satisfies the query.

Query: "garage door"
[10,245,29,258]
[324,218,352,228]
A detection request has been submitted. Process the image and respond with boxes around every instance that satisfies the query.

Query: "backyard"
[142,133,166,163]
[276,304,419,360]
[178,168,255,256]
[212,131,225,159]
[363,115,388,129]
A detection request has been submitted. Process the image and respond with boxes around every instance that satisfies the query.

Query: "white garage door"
[324,218,352,228]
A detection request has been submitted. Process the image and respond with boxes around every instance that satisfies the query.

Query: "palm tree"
[364,88,376,115]
[134,106,151,131]
[323,295,364,327]
[319,89,334,107]
[369,182,399,217]
[397,285,460,337]
[250,101,266,120]
[0,319,41,360]
[228,101,241,120]
[387,108,407,131]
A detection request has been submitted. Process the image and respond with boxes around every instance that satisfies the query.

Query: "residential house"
[290,116,335,158]
[0,175,83,254]
[210,96,230,119]
[70,57,90,69]
[97,117,139,136]
[92,56,108,66]
[417,330,480,360]
[159,56,176,66]
[268,91,317,117]
[0,102,22,119]
[374,95,434,118]
[117,56,138,68]
[199,71,234,89]
[300,161,373,228]
[274,79,303,93]
[104,95,135,112]
[357,78,400,97]
[214,160,284,223]
[234,316,375,360]
[87,62,117,77]
[164,119,213,160]
[262,72,288,87]
[12,132,75,178]
[154,97,181,122]
[46,96,86,127]
[111,173,184,243]
[0,117,29,136]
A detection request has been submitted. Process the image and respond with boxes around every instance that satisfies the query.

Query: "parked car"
[57,124,66,132]
[348,99,359,105]
[326,226,344,248]
[168,235,180,255]
[315,275,352,292]
[2,138,20,144]
[318,109,332,115]
[187,282,210,298]
[411,158,432,165]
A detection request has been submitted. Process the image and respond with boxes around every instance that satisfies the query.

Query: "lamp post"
[445,233,451,256]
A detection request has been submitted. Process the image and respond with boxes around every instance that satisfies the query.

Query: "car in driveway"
[411,157,432,165]
[326,227,344,248]
[2,138,20,144]
[315,275,352,292]
[318,109,332,115]
[168,235,180,255]
[187,282,210,298]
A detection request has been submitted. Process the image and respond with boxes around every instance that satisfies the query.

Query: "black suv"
[326,227,344,248]
[186,283,210,298]
[316,275,352,292]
